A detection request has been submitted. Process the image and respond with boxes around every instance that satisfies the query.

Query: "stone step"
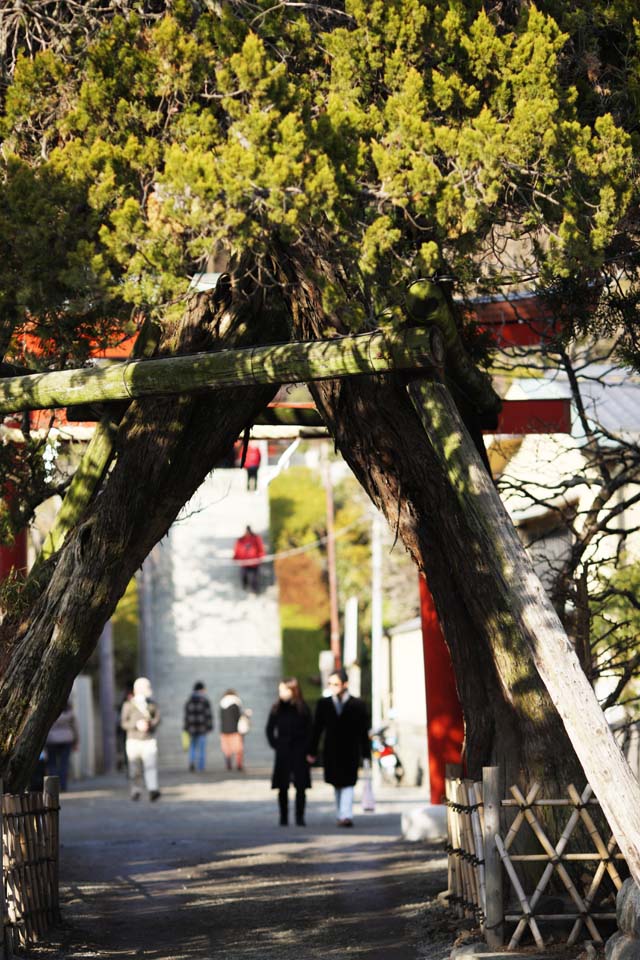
[142,450,283,770]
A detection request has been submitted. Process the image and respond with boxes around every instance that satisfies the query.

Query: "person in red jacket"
[233,526,265,592]
[243,444,262,491]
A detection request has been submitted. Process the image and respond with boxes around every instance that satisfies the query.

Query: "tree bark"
[280,255,580,791]
[0,278,290,790]
[280,254,640,877]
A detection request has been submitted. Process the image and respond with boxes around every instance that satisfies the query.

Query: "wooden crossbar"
[0,326,440,415]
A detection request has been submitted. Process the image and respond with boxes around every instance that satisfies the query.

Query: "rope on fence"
[444,769,626,953]
[1,776,60,952]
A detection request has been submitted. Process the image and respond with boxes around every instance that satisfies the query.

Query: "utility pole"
[98,621,116,774]
[370,509,383,731]
[323,444,341,671]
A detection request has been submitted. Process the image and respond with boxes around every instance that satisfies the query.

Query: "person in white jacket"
[120,677,161,801]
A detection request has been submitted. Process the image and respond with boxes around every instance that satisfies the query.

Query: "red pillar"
[419,574,464,804]
[0,529,27,579]
[0,480,28,580]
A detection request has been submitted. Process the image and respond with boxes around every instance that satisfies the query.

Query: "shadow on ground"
[23,769,454,960]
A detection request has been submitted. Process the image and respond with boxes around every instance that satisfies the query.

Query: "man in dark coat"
[307,668,371,826]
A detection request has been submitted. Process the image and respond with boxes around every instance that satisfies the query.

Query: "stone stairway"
[143,456,282,770]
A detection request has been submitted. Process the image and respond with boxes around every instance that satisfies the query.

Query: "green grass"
[280,604,327,707]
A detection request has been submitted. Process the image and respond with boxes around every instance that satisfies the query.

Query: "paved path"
[28,769,451,960]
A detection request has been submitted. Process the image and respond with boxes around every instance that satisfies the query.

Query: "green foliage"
[269,466,327,551]
[1,0,636,346]
[592,560,640,716]
[269,465,330,702]
[280,608,327,706]
[269,465,418,683]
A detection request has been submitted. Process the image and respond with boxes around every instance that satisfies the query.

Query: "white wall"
[387,621,428,788]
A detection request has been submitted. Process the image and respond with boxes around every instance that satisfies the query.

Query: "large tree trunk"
[279,255,573,788]
[315,371,572,786]
[0,276,290,790]
[282,254,640,879]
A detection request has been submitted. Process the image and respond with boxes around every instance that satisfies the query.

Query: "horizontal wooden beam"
[0,326,440,415]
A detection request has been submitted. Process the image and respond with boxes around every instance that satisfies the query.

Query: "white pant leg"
[126,739,159,793]
[140,739,159,791]
[125,739,144,794]
[336,786,355,820]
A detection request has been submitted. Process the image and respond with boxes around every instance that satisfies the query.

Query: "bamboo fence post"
[27,793,47,937]
[457,781,473,914]
[509,784,602,943]
[495,833,546,950]
[19,797,36,940]
[8,796,27,946]
[456,780,477,917]
[2,791,15,955]
[460,781,481,916]
[43,778,60,925]
[474,781,485,837]
[445,764,463,915]
[451,779,469,915]
[469,782,487,928]
[482,767,503,948]
[0,780,4,960]
[19,794,38,943]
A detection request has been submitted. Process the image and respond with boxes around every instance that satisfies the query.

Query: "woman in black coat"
[266,678,311,826]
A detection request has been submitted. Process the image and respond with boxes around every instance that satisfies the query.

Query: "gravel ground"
[19,768,457,960]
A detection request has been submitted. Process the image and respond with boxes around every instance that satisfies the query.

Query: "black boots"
[278,789,288,826]
[279,789,306,826]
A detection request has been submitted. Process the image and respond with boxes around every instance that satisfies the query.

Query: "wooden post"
[445,763,463,916]
[0,326,438,415]
[322,445,341,671]
[482,766,504,947]
[42,778,60,924]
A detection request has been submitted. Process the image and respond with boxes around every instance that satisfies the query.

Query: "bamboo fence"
[444,765,625,950]
[1,776,61,954]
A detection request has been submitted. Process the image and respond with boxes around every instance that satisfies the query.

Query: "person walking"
[266,678,312,827]
[219,689,249,771]
[184,682,214,772]
[307,668,371,827]
[243,443,261,491]
[120,677,161,802]
[232,525,265,592]
[46,700,79,792]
